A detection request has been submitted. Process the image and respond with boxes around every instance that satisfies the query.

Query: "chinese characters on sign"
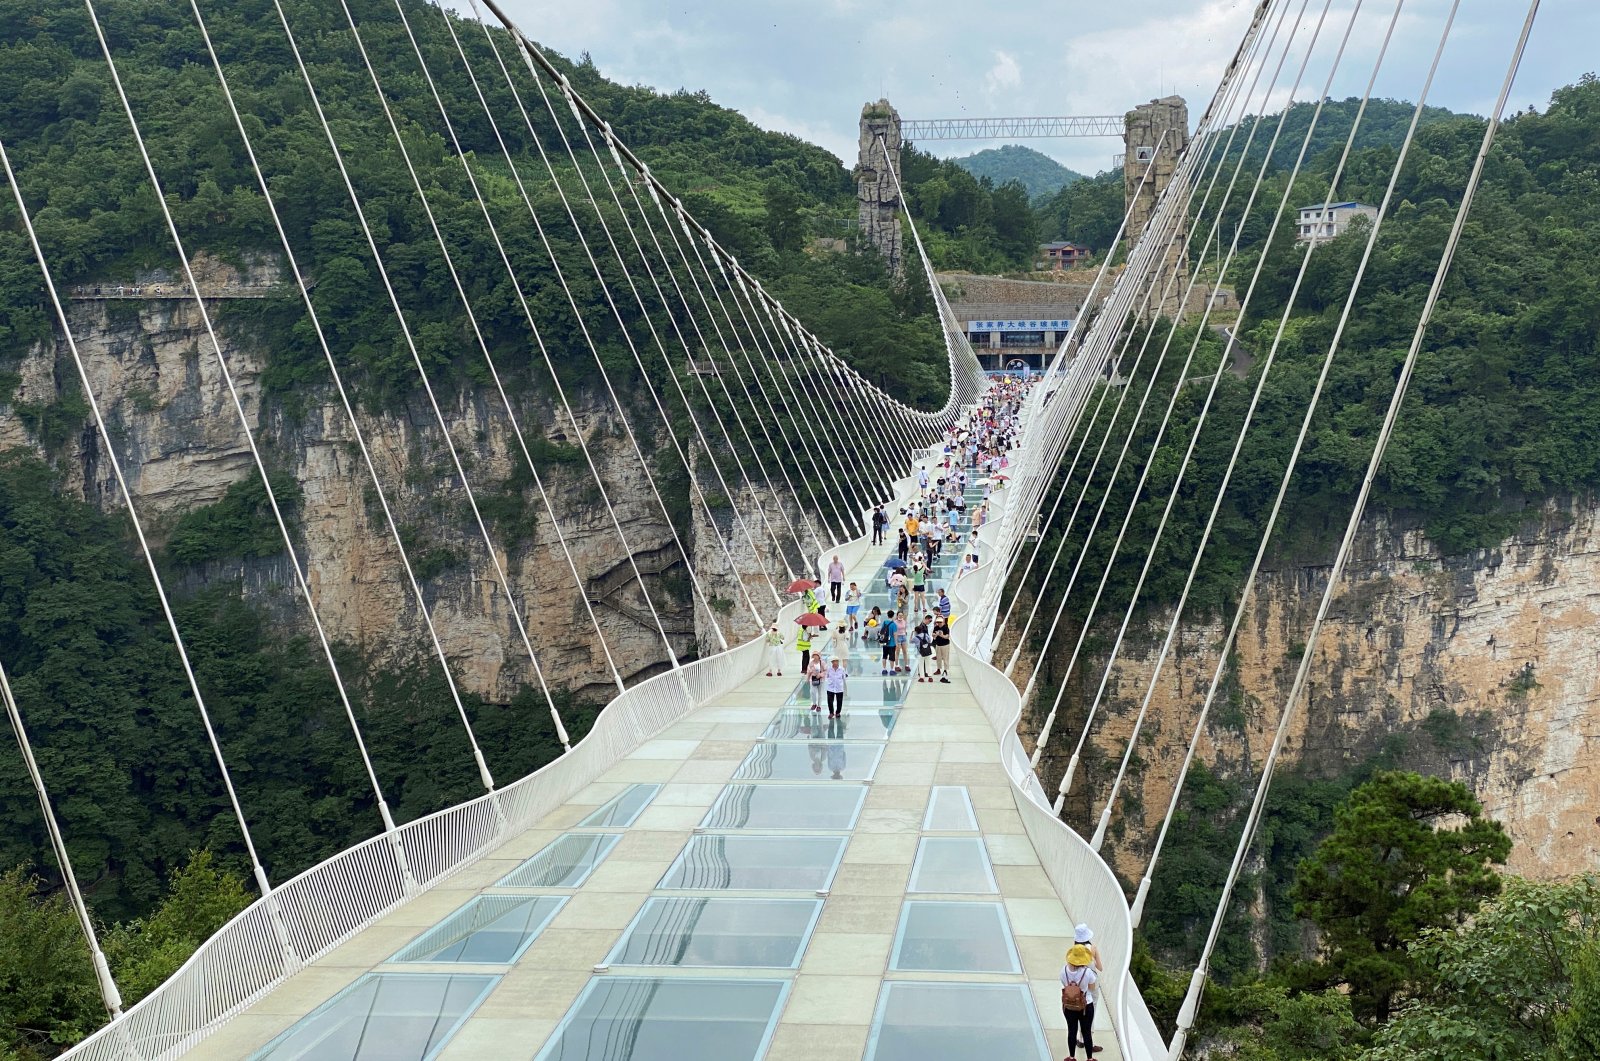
[965,320,1074,331]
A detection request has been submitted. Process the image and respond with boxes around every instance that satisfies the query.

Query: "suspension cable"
[1170,7,1534,1055]
[271,0,533,780]
[93,0,416,874]
[0,115,293,963]
[1088,0,1377,853]
[1130,0,1410,928]
[1015,0,1308,784]
[0,657,123,1019]
[1055,0,1342,808]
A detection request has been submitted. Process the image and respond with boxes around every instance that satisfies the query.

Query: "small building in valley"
[1296,201,1379,242]
[1039,240,1092,270]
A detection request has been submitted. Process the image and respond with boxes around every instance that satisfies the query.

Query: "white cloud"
[983,50,1023,102]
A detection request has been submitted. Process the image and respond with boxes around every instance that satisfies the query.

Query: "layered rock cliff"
[1025,502,1600,883]
[2,259,789,707]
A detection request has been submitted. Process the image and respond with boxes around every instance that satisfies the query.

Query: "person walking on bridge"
[796,622,814,674]
[765,623,785,677]
[1061,924,1104,1059]
[824,657,847,718]
[827,555,845,603]
[931,616,951,682]
[871,505,886,546]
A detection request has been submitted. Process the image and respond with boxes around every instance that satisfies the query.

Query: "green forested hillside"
[949,143,1085,200]
[0,0,949,410]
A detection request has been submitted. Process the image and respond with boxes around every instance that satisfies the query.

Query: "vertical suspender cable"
[0,120,294,967]
[0,657,123,1019]
[271,0,542,778]
[1131,0,1410,927]
[91,0,416,886]
[1087,0,1377,852]
[1167,5,1535,1058]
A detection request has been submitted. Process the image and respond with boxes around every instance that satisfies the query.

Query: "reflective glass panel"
[606,897,822,968]
[576,784,661,828]
[536,976,787,1061]
[392,896,565,964]
[908,838,997,894]
[658,834,846,891]
[922,786,979,831]
[701,784,866,830]
[763,708,896,741]
[890,901,1020,973]
[498,833,621,888]
[250,973,498,1061]
[866,982,1049,1061]
[733,741,883,782]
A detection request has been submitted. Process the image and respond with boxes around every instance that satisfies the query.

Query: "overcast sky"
[492,0,1596,176]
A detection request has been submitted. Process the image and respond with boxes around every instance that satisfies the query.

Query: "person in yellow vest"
[796,622,814,672]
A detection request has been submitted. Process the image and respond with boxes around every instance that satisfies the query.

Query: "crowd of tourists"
[763,376,1033,686]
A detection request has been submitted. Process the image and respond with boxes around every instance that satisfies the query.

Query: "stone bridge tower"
[1124,95,1190,315]
[856,99,905,278]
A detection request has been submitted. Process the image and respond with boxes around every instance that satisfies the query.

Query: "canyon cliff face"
[1025,503,1600,883]
[2,260,790,707]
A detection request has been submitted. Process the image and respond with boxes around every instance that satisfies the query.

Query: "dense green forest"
[950,143,1085,200]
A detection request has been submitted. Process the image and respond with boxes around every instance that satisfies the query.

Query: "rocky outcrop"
[1025,502,1600,882]
[3,257,784,707]
[856,99,904,278]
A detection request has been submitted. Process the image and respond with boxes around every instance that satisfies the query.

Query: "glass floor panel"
[866,982,1049,1061]
[658,834,847,891]
[908,838,998,894]
[605,897,822,968]
[576,783,661,828]
[890,901,1021,973]
[498,833,622,888]
[733,740,884,782]
[923,786,979,831]
[250,972,498,1061]
[393,895,566,964]
[536,976,788,1061]
[701,784,867,831]
[785,676,912,706]
[762,708,897,741]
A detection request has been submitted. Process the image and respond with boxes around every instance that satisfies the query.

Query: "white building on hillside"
[1296,201,1379,242]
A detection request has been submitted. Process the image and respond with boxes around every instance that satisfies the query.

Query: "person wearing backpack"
[879,611,898,675]
[931,617,951,682]
[913,619,934,682]
[1061,924,1103,1058]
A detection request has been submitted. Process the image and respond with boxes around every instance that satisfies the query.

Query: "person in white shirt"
[1060,923,1103,1059]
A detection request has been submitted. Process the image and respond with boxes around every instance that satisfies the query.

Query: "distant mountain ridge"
[949,144,1086,201]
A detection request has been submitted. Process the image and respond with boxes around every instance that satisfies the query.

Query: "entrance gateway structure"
[3,0,1540,1057]
[856,96,1193,357]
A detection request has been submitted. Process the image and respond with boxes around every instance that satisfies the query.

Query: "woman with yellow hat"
[1060,923,1102,1058]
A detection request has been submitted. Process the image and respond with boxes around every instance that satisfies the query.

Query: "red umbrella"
[787,578,820,593]
[794,613,829,627]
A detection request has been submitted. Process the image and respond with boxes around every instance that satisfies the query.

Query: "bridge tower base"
[856,99,905,279]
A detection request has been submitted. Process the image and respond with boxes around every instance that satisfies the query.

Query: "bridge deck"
[186,488,1119,1061]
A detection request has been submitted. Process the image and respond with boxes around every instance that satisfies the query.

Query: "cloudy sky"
[494,0,1596,176]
